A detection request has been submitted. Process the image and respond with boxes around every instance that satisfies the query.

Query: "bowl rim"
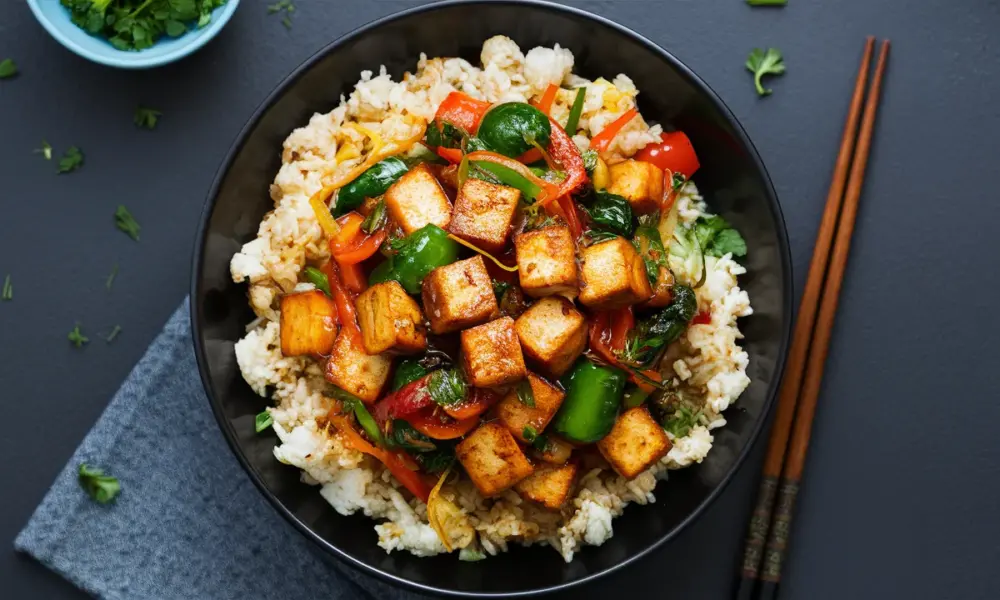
[190,0,793,596]
[26,0,240,69]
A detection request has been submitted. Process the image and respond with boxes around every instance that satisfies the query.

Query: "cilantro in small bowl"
[26,0,240,69]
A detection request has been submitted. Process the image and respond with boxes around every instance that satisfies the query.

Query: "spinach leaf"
[392,359,430,391]
[621,285,697,367]
[476,102,551,157]
[427,368,466,407]
[580,190,635,238]
[693,215,747,258]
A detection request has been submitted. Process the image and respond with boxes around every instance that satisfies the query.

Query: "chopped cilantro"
[516,379,535,408]
[61,0,228,51]
[68,324,89,348]
[0,58,16,79]
[255,411,273,433]
[78,463,120,504]
[106,264,119,290]
[115,205,141,241]
[105,325,122,343]
[134,106,162,129]
[1,275,11,301]
[58,146,84,173]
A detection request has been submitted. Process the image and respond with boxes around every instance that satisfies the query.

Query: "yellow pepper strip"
[427,467,454,551]
[447,234,519,272]
[309,187,342,238]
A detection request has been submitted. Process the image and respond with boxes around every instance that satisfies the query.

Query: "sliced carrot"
[590,108,638,153]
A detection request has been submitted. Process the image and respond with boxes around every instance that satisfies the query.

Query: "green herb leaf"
[386,420,438,453]
[267,0,292,13]
[115,205,141,241]
[581,148,599,174]
[78,463,120,504]
[415,447,456,473]
[134,106,162,129]
[303,266,331,296]
[35,140,52,160]
[58,146,84,173]
[672,172,687,191]
[516,379,535,408]
[255,410,273,433]
[0,58,17,79]
[427,368,466,407]
[620,285,697,367]
[459,547,487,562]
[1,275,11,301]
[281,16,292,29]
[746,48,786,96]
[522,425,539,443]
[693,215,747,258]
[392,360,431,391]
[746,0,787,5]
[106,325,122,343]
[68,324,89,348]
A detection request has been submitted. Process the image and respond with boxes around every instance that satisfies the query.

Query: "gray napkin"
[14,299,428,600]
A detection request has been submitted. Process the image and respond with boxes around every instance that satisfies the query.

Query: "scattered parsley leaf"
[35,140,52,160]
[255,411,273,433]
[1,275,12,301]
[106,325,122,343]
[134,106,162,130]
[68,324,89,348]
[115,205,141,241]
[0,58,16,79]
[78,463,121,504]
[516,379,535,408]
[58,146,84,173]
[106,264,119,290]
[303,266,331,296]
[693,215,747,258]
[746,48,786,96]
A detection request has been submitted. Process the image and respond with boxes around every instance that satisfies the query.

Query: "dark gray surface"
[1,0,997,598]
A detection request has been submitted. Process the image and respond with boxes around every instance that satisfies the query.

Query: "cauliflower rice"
[231,36,752,562]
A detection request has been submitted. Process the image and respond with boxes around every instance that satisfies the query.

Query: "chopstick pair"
[735,37,891,600]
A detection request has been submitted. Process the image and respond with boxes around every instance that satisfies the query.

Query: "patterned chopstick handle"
[741,475,779,579]
[761,478,801,583]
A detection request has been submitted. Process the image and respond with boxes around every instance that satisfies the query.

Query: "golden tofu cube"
[578,237,653,310]
[514,297,587,377]
[355,280,427,355]
[514,225,578,298]
[534,435,574,465]
[448,178,521,252]
[421,256,498,335]
[597,407,672,480]
[384,163,453,235]
[514,462,579,510]
[643,266,676,309]
[607,159,664,215]
[460,317,526,387]
[279,290,338,357]
[456,423,534,497]
[496,373,566,442]
[324,332,391,403]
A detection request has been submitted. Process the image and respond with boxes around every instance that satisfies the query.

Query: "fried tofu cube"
[578,238,653,310]
[384,163,453,235]
[355,281,427,355]
[514,297,587,377]
[597,407,672,480]
[515,462,579,510]
[534,435,574,465]
[421,256,498,335]
[448,178,521,252]
[496,373,565,443]
[460,317,526,387]
[279,290,338,356]
[514,225,578,298]
[324,332,391,403]
[456,423,534,497]
[607,159,664,215]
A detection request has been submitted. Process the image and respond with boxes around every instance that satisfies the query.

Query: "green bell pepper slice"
[552,358,626,443]
[368,224,460,294]
[334,157,409,216]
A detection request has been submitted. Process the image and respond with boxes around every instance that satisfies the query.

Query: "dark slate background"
[2,0,998,598]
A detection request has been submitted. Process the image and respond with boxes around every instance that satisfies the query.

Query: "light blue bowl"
[27,0,240,69]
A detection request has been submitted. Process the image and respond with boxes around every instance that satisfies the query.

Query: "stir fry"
[280,88,726,513]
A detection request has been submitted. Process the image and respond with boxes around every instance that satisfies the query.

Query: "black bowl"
[191,0,792,596]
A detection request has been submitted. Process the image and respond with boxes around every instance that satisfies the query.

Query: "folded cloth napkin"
[15,299,430,600]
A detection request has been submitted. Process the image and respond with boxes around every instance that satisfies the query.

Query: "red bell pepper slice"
[589,310,661,393]
[609,306,634,352]
[434,91,492,133]
[443,387,500,420]
[335,229,386,266]
[435,146,464,164]
[537,116,587,205]
[408,409,480,440]
[589,108,638,154]
[328,414,432,502]
[691,310,712,325]
[323,258,361,341]
[634,131,700,178]
[372,376,436,423]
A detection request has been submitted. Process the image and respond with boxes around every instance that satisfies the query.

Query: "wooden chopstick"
[755,39,890,600]
[734,37,889,600]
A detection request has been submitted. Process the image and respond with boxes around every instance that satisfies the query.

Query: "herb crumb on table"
[57,147,84,173]
[1,275,12,301]
[746,47,786,96]
[134,106,162,130]
[114,206,141,241]
[68,325,90,348]
[78,463,121,504]
[0,58,16,78]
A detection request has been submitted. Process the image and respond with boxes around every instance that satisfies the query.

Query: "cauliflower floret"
[481,35,524,70]
[523,44,574,95]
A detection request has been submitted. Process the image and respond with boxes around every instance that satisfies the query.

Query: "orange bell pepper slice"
[434,91,492,133]
[589,108,638,154]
